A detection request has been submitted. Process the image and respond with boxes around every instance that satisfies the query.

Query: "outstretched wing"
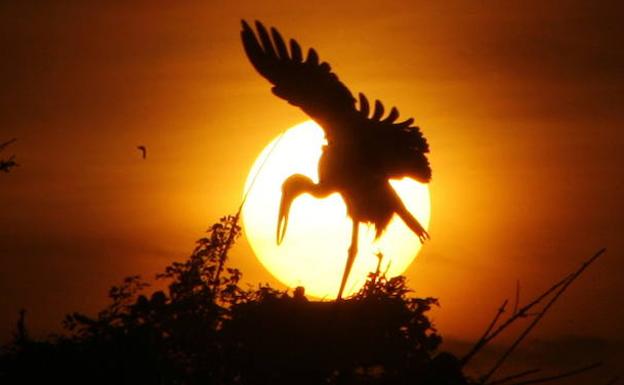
[242,20,431,183]
[241,20,355,121]
[355,93,431,183]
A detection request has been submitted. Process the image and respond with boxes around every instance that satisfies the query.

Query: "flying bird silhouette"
[137,145,147,159]
[241,21,431,299]
[0,138,18,172]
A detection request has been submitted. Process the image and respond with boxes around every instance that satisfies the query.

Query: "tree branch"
[489,368,541,385]
[461,299,508,366]
[505,362,602,385]
[481,248,606,382]
[513,280,520,315]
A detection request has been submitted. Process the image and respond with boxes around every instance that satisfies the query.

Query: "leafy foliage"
[0,215,468,385]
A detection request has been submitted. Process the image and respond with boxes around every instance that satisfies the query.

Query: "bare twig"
[240,130,286,210]
[483,272,570,341]
[463,274,570,367]
[211,131,286,295]
[461,299,508,366]
[212,211,241,294]
[0,138,17,151]
[489,368,541,385]
[383,259,391,276]
[513,280,520,315]
[505,362,602,385]
[464,248,606,368]
[481,248,606,382]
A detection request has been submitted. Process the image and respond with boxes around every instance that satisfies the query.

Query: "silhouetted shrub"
[0,215,469,385]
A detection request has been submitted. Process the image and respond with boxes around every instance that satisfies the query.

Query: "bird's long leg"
[337,219,359,300]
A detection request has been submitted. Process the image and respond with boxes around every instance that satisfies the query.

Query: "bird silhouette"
[137,145,147,159]
[241,21,431,299]
[0,138,18,172]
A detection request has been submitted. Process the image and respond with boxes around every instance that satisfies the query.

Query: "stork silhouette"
[241,21,431,299]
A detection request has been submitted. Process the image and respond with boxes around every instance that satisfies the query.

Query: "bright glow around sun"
[242,121,430,299]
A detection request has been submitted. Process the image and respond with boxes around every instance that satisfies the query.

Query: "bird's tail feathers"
[394,199,429,243]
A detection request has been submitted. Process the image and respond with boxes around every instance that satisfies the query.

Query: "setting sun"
[242,121,431,298]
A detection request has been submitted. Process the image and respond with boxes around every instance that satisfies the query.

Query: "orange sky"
[1,0,623,371]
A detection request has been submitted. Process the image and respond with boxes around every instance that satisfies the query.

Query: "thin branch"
[370,252,384,289]
[481,248,606,382]
[489,368,541,385]
[213,130,286,294]
[239,131,286,211]
[482,272,571,344]
[383,259,391,276]
[505,362,602,385]
[0,138,17,151]
[513,280,520,315]
[212,130,285,295]
[463,273,572,366]
[212,211,241,294]
[461,299,508,366]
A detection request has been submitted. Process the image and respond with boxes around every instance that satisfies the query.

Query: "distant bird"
[0,138,18,173]
[241,21,431,299]
[137,145,147,159]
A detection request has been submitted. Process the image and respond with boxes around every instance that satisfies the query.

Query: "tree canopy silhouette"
[0,215,470,385]
[0,214,610,384]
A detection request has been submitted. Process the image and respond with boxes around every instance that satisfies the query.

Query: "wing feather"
[382,107,399,123]
[357,93,431,182]
[306,48,319,66]
[358,93,370,117]
[241,20,355,120]
[270,27,289,59]
[396,118,414,127]
[371,100,384,121]
[289,39,303,62]
[255,21,277,59]
[241,20,431,182]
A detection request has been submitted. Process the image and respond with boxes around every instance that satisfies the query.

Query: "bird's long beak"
[276,188,293,245]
